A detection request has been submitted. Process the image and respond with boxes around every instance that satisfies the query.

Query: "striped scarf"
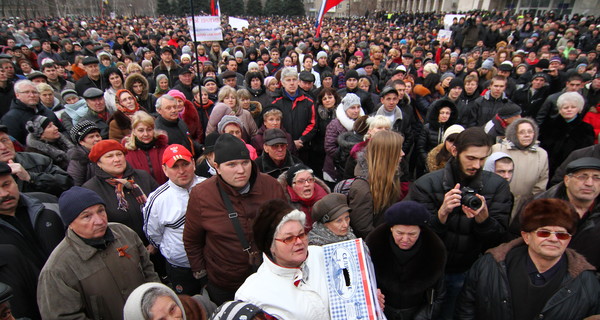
[105,177,147,211]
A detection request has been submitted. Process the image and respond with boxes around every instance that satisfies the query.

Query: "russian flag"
[210,0,221,16]
[314,0,345,37]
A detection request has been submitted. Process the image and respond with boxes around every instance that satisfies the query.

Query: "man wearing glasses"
[456,198,600,319]
[511,157,600,271]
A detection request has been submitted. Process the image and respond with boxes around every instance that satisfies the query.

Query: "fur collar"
[26,132,74,163]
[487,238,596,278]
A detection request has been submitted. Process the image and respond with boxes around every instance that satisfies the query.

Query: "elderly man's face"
[565,168,600,204]
[522,226,571,262]
[15,83,40,106]
[70,204,108,239]
[0,133,16,162]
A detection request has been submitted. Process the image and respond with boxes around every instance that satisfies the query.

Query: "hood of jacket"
[426,98,458,129]
[123,282,187,320]
[504,117,540,149]
[125,73,149,99]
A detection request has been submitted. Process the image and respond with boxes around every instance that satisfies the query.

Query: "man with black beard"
[406,127,512,320]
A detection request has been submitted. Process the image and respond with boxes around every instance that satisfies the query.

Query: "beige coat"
[491,141,549,199]
[37,223,159,320]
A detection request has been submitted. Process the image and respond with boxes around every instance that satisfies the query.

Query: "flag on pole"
[314,0,345,37]
[210,0,221,17]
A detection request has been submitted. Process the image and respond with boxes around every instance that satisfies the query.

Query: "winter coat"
[235,247,330,320]
[271,91,317,144]
[539,115,594,179]
[74,75,106,96]
[462,24,480,49]
[82,164,158,244]
[181,99,204,144]
[79,109,110,139]
[232,105,258,143]
[183,162,286,291]
[550,144,600,187]
[0,81,14,118]
[413,84,444,116]
[455,238,600,320]
[14,152,73,196]
[374,103,416,153]
[305,104,336,178]
[426,143,448,172]
[154,115,196,158]
[465,91,520,127]
[245,85,272,112]
[535,90,564,126]
[0,99,66,145]
[491,118,549,199]
[417,99,458,163]
[406,157,512,273]
[323,105,364,181]
[511,85,551,119]
[25,132,74,170]
[205,103,233,135]
[37,223,160,320]
[0,193,64,275]
[366,225,446,320]
[153,61,181,87]
[67,145,96,186]
[583,108,600,144]
[250,125,296,156]
[124,134,169,185]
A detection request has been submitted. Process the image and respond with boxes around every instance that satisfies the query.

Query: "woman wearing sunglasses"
[235,199,330,319]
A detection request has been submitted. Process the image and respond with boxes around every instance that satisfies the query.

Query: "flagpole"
[189,0,202,85]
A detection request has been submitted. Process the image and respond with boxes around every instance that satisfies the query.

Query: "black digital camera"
[461,187,482,210]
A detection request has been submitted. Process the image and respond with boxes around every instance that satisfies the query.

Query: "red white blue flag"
[314,0,344,37]
[210,0,221,16]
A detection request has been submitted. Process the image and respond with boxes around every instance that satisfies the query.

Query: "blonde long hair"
[367,131,404,214]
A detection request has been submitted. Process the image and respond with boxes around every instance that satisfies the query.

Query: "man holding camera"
[406,127,513,319]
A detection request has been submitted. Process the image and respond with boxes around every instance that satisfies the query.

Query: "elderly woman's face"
[149,296,183,320]
[97,150,126,176]
[559,102,579,120]
[390,224,421,250]
[271,220,308,268]
[119,92,137,110]
[291,171,315,199]
[324,212,350,236]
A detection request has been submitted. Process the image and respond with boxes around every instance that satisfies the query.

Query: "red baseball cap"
[162,144,193,167]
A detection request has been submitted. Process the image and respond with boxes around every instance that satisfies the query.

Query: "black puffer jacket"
[456,239,600,319]
[465,91,520,127]
[416,99,458,163]
[406,158,512,273]
[337,87,376,114]
[366,225,446,320]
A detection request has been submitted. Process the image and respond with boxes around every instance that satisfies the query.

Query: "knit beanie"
[25,115,52,139]
[384,201,430,226]
[341,93,361,111]
[285,163,313,187]
[441,72,456,83]
[248,61,259,71]
[217,115,243,134]
[442,124,465,142]
[423,63,439,74]
[498,104,522,119]
[70,120,100,143]
[88,139,127,162]
[345,70,359,81]
[58,186,106,226]
[214,133,249,164]
[316,51,327,60]
[481,58,494,70]
[61,89,79,101]
[520,199,579,234]
[448,78,464,90]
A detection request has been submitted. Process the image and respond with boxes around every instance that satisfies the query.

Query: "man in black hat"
[153,47,181,87]
[184,133,286,305]
[255,128,302,178]
[512,157,600,270]
[458,198,600,319]
[172,68,195,101]
[73,87,111,139]
[337,70,375,114]
[0,79,65,145]
[512,72,551,119]
[217,58,244,88]
[298,71,317,100]
[75,56,105,96]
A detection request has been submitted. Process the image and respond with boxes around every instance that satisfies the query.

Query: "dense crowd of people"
[0,8,600,320]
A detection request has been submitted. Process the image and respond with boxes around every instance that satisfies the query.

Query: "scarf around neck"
[105,176,148,211]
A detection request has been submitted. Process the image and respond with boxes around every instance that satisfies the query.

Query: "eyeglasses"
[569,173,600,182]
[535,229,572,240]
[18,90,39,95]
[275,232,307,245]
[293,178,314,185]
